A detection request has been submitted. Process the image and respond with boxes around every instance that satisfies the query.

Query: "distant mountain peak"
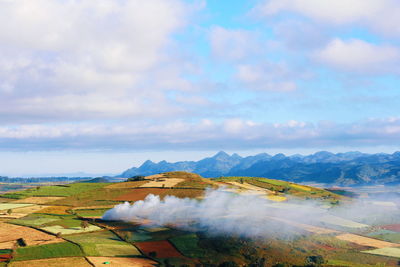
[213,151,230,159]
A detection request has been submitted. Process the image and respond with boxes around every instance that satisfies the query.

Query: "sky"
[1,0,400,176]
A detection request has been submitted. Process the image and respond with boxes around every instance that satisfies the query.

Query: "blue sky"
[0,0,400,176]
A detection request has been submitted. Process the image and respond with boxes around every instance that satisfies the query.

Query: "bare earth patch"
[140,178,184,188]
[105,181,148,189]
[227,182,272,194]
[336,234,400,249]
[87,257,157,267]
[9,257,91,267]
[12,205,48,214]
[362,247,400,258]
[0,222,62,248]
[13,197,65,204]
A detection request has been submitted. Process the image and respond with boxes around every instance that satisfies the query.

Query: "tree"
[56,232,62,238]
[81,220,89,230]
[127,175,145,181]
[7,209,12,215]
[306,255,325,266]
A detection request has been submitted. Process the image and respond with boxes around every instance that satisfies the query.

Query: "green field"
[14,242,83,261]
[10,214,61,227]
[65,231,141,256]
[170,233,205,258]
[2,183,110,199]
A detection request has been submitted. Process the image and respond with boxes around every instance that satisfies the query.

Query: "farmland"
[0,171,398,266]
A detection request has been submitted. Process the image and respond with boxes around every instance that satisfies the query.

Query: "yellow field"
[290,184,311,191]
[336,234,400,249]
[266,195,287,202]
[362,247,400,258]
[0,222,62,248]
[13,197,65,204]
[9,257,91,267]
[36,205,71,215]
[87,257,157,267]
[140,178,184,188]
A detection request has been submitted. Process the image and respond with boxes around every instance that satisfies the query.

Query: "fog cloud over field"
[103,188,324,238]
[103,187,400,238]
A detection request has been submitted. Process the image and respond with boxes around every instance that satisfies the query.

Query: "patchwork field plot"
[268,216,338,234]
[87,257,157,267]
[114,188,205,202]
[170,233,205,258]
[75,208,110,218]
[65,231,141,257]
[382,224,400,233]
[3,183,110,199]
[362,247,400,258]
[41,224,101,235]
[140,178,184,188]
[320,215,369,229]
[367,229,400,243]
[114,188,170,202]
[266,195,287,202]
[105,181,148,189]
[336,234,400,248]
[0,222,61,248]
[135,240,184,258]
[226,181,272,193]
[35,206,71,215]
[9,257,91,267]
[13,197,65,204]
[10,214,60,227]
[0,203,33,211]
[14,242,84,261]
[12,205,47,214]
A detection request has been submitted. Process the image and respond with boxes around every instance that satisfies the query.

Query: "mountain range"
[119,151,400,185]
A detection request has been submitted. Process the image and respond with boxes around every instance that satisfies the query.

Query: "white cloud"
[236,63,297,91]
[256,0,400,37]
[314,39,400,73]
[1,118,399,150]
[0,0,197,123]
[209,26,261,61]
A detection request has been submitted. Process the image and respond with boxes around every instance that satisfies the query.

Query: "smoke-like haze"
[102,187,400,238]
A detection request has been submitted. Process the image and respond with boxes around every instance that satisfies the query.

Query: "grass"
[50,187,129,207]
[14,242,83,261]
[0,203,33,210]
[169,233,205,258]
[75,208,110,217]
[41,224,101,235]
[2,183,110,199]
[362,247,400,258]
[10,214,61,227]
[65,231,141,257]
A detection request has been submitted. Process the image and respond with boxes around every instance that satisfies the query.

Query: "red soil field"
[135,240,184,258]
[0,254,12,262]
[114,188,170,202]
[381,224,400,232]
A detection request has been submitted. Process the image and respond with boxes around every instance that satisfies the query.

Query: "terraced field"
[0,172,398,266]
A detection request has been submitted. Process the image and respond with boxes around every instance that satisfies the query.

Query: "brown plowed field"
[9,257,91,267]
[0,222,62,247]
[381,224,400,232]
[114,188,170,202]
[135,240,184,258]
